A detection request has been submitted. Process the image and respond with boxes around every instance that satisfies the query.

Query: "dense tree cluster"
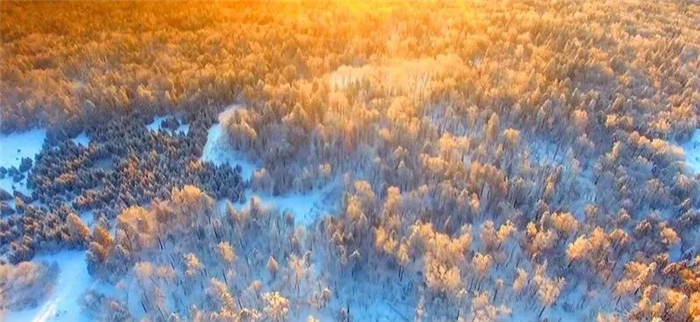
[2,1,700,321]
[85,186,329,322]
[0,205,90,263]
[30,107,244,211]
[217,1,700,320]
[0,108,245,263]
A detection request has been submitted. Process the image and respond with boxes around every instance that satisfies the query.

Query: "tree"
[66,213,90,247]
[268,256,279,280]
[425,254,461,299]
[184,253,203,280]
[567,235,591,264]
[660,226,681,247]
[262,292,289,322]
[210,241,232,264]
[485,113,500,143]
[206,278,236,312]
[0,261,59,310]
[512,268,529,294]
[533,263,565,317]
[472,253,492,281]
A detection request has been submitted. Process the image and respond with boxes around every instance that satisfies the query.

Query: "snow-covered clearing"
[201,105,258,181]
[0,174,31,197]
[0,128,46,195]
[146,116,190,135]
[3,251,109,322]
[0,128,46,168]
[681,129,700,174]
[204,104,334,226]
[80,210,95,227]
[235,184,337,227]
[71,132,90,147]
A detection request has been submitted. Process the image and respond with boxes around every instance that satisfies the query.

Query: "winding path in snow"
[202,104,335,226]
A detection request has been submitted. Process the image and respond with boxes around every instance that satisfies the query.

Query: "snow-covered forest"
[2,1,700,321]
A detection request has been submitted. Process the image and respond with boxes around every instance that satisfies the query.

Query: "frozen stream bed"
[201,105,258,180]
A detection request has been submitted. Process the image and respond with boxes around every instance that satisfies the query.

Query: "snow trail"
[201,105,258,181]
[4,251,98,322]
[203,104,334,226]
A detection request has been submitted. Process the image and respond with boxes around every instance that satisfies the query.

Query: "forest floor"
[680,129,700,174]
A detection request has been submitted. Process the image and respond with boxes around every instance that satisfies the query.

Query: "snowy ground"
[0,128,46,195]
[0,128,46,168]
[201,105,258,181]
[71,132,90,147]
[2,251,110,322]
[0,174,32,197]
[529,138,566,166]
[234,184,337,227]
[203,104,335,226]
[681,129,700,174]
[146,116,190,135]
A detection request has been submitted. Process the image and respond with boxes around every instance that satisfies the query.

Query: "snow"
[203,104,336,226]
[146,116,189,135]
[0,128,46,169]
[3,251,106,322]
[146,116,167,132]
[681,129,700,174]
[529,138,566,166]
[201,104,258,181]
[237,184,337,227]
[176,123,190,134]
[80,210,95,227]
[334,277,415,322]
[253,188,333,226]
[0,176,31,197]
[71,132,90,147]
[0,128,46,195]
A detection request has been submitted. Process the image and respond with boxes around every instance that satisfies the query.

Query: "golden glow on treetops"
[2,2,700,322]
